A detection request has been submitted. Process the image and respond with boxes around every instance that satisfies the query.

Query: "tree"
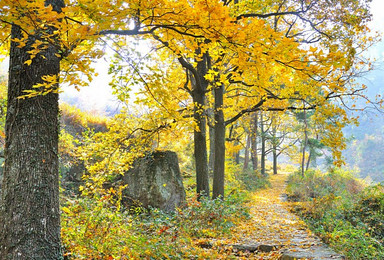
[0,0,64,258]
[212,83,225,198]
[264,111,298,175]
[210,0,375,197]
[36,0,376,202]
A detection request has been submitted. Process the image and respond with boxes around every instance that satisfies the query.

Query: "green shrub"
[286,169,363,202]
[286,169,384,259]
[348,184,384,243]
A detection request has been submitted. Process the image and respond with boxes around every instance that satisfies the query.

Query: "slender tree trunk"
[306,149,312,171]
[0,1,64,258]
[260,112,266,176]
[243,134,250,170]
[251,112,258,171]
[208,108,215,177]
[273,145,278,175]
[271,120,278,175]
[212,84,225,199]
[301,109,308,177]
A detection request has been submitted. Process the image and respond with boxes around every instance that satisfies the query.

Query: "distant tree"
[259,112,268,176]
[250,112,258,171]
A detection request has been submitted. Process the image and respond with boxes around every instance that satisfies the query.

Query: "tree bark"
[193,54,210,198]
[0,1,64,258]
[212,84,225,199]
[193,94,210,198]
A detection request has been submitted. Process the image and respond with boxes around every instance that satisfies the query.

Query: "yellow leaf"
[24,60,32,66]
[62,207,71,214]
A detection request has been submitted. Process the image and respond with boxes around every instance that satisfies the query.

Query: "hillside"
[343,67,384,182]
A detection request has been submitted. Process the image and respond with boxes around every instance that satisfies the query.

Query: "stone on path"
[230,243,279,253]
[281,245,346,259]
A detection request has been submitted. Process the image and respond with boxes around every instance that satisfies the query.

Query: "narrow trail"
[219,172,345,259]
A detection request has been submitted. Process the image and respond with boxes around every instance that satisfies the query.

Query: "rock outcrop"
[121,151,186,212]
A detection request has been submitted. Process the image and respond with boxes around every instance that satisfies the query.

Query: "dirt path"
[220,173,345,259]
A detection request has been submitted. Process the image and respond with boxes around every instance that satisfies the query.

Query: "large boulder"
[122,151,186,212]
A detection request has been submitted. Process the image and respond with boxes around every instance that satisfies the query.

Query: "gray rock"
[122,151,186,212]
[280,246,345,260]
[230,243,279,253]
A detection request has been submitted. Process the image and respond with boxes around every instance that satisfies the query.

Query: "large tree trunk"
[193,54,210,198]
[193,95,210,198]
[212,84,225,199]
[0,1,64,258]
[251,112,258,171]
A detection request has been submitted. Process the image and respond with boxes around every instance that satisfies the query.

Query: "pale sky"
[60,58,117,114]
[371,0,384,30]
[367,0,384,61]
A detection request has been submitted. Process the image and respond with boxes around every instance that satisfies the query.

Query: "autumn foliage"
[0,0,382,259]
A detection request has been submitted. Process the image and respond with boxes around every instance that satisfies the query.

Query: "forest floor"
[203,172,345,259]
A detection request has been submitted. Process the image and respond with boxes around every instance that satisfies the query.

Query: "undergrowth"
[61,193,249,259]
[286,169,384,259]
[61,178,253,258]
[61,158,272,259]
[226,160,270,192]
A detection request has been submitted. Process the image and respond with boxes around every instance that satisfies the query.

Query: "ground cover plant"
[286,169,384,259]
[60,161,269,259]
